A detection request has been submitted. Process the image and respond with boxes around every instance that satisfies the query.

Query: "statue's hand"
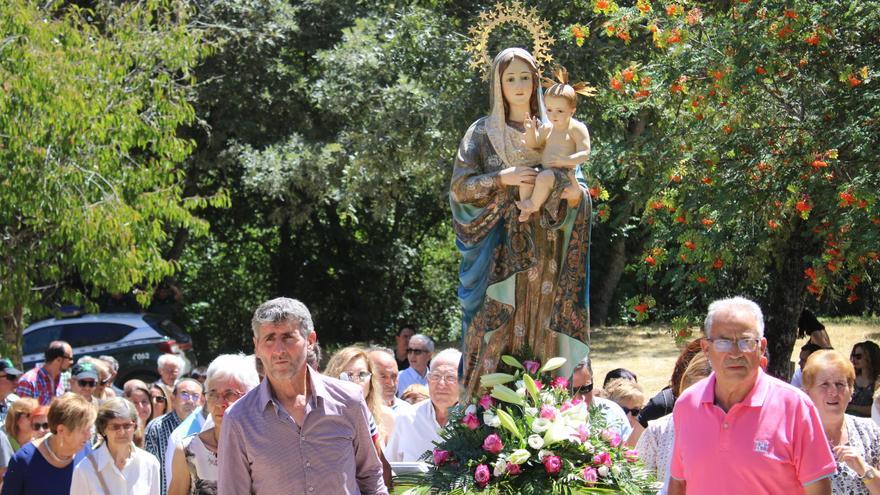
[498,166,537,186]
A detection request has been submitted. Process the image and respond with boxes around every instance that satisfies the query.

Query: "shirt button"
[723,423,729,429]
[306,462,311,468]
[308,487,314,492]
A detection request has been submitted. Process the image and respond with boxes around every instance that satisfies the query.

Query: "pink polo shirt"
[670,369,835,494]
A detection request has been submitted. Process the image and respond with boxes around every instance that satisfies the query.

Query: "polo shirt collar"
[700,368,769,407]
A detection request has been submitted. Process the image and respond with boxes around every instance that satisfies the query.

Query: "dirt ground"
[589,318,880,399]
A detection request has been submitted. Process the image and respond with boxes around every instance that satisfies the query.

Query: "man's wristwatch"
[862,466,877,481]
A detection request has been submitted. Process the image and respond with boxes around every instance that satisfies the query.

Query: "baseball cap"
[0,359,22,377]
[71,362,99,380]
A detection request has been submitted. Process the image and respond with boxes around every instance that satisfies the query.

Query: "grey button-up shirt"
[218,369,388,495]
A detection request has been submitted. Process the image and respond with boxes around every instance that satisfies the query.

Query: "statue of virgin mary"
[451,47,592,397]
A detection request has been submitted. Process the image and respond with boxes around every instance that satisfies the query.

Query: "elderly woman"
[70,398,160,494]
[325,347,394,443]
[803,350,880,494]
[636,353,712,495]
[849,341,880,418]
[1,393,95,495]
[168,354,259,495]
[4,399,41,452]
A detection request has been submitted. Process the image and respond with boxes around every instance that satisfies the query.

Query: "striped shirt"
[15,366,63,406]
[144,411,182,495]
[218,370,388,495]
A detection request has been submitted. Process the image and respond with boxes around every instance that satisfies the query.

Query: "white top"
[396,367,428,397]
[164,409,209,490]
[385,399,442,462]
[592,396,634,440]
[391,397,413,413]
[70,443,161,495]
[790,367,803,389]
[872,396,879,427]
[635,414,675,495]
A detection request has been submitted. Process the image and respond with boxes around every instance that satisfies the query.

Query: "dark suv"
[22,313,197,385]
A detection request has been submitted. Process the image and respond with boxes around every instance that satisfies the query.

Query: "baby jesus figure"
[516,68,595,222]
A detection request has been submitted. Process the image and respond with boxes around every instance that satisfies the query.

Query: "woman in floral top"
[803,350,880,494]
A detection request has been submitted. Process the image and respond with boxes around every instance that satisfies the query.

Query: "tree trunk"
[764,222,820,380]
[591,233,628,326]
[1,304,24,366]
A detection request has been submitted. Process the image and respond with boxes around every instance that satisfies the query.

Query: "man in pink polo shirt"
[669,297,835,495]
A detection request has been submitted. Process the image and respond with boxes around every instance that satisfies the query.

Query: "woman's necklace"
[43,434,74,463]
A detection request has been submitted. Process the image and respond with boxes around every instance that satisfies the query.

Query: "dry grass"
[589,318,880,399]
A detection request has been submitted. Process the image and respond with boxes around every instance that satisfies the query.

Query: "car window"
[143,315,190,342]
[60,323,136,348]
[23,325,63,355]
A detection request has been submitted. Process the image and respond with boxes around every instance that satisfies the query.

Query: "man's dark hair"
[603,368,638,389]
[397,324,416,336]
[44,341,69,362]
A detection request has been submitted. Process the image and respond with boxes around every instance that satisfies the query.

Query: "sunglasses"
[31,422,49,431]
[407,348,429,356]
[77,379,96,388]
[621,406,641,417]
[572,382,594,395]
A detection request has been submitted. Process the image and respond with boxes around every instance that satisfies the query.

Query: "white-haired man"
[396,334,433,397]
[218,297,387,495]
[668,297,835,495]
[386,348,461,462]
[156,354,184,398]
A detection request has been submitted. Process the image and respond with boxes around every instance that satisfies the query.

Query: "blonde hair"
[678,352,712,395]
[604,379,646,407]
[802,349,856,390]
[401,383,430,404]
[5,397,38,442]
[544,84,577,108]
[48,393,98,435]
[324,346,385,432]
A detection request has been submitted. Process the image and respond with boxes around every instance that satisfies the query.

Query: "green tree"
[0,0,223,362]
[583,0,880,375]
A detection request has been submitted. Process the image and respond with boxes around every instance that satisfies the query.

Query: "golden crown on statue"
[465,1,556,81]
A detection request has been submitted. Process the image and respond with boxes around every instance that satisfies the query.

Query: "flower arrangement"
[395,355,658,494]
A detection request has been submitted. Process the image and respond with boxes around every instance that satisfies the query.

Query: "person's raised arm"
[522,113,541,150]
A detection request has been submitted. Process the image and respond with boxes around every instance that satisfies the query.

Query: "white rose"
[493,457,507,477]
[584,442,595,454]
[611,465,622,476]
[527,434,544,449]
[483,412,501,427]
[598,465,609,477]
[531,418,551,433]
[516,387,526,397]
[465,404,477,416]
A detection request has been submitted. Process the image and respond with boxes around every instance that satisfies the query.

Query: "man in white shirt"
[386,348,461,462]
[367,347,412,413]
[570,355,633,441]
[396,334,433,397]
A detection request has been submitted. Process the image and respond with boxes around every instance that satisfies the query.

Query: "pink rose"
[432,449,450,466]
[573,424,590,443]
[523,360,540,374]
[539,405,558,421]
[551,376,569,389]
[506,462,522,475]
[474,464,491,487]
[462,412,480,430]
[478,394,495,410]
[593,452,611,466]
[543,455,562,474]
[624,449,639,462]
[582,466,598,483]
[559,400,573,412]
[482,433,504,454]
[602,429,622,448]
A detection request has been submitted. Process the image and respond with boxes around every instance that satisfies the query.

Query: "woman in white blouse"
[70,397,160,495]
[636,353,712,495]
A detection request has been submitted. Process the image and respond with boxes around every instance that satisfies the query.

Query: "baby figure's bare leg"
[517,182,536,222]
[516,170,555,222]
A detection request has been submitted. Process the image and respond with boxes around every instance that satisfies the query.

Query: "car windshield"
[143,315,190,343]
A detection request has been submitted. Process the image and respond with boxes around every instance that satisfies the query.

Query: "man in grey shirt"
[218,297,387,495]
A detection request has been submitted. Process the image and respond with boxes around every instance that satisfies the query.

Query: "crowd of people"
[0,296,877,494]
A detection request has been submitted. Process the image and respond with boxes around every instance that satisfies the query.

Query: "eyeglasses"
[152,396,167,403]
[177,392,201,402]
[100,378,114,386]
[572,382,593,395]
[427,373,458,384]
[340,371,372,383]
[407,348,429,356]
[107,422,137,432]
[207,389,244,403]
[31,422,49,431]
[62,355,74,362]
[77,379,97,388]
[706,337,760,353]
[621,406,641,417]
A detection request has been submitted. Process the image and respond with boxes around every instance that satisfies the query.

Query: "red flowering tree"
[578,0,880,377]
